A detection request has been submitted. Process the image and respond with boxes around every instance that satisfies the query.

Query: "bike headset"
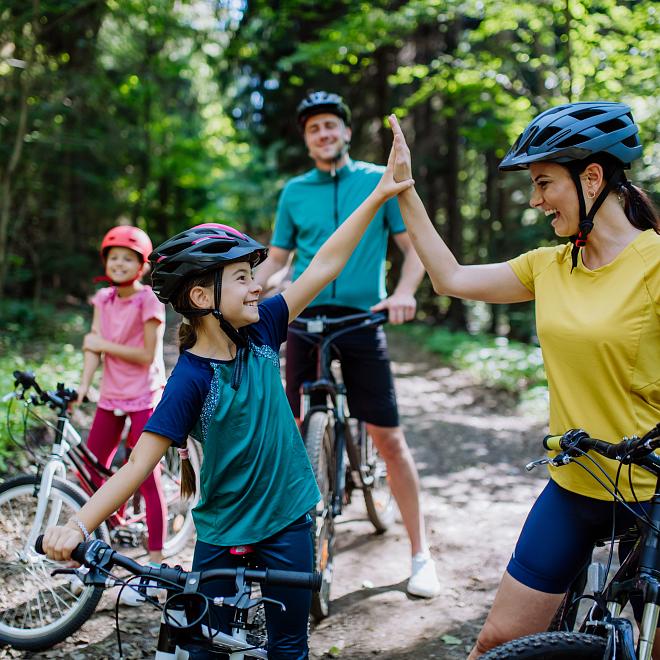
[499,101,643,271]
[99,225,153,285]
[149,223,268,389]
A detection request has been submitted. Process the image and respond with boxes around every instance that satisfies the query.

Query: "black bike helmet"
[296,91,352,130]
[150,223,268,305]
[499,101,643,270]
[151,224,268,389]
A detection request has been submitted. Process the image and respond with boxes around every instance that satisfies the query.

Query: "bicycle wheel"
[356,421,396,534]
[303,411,335,621]
[481,631,608,659]
[0,475,110,650]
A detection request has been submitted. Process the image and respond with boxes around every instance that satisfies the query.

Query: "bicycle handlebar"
[11,370,77,411]
[543,425,660,472]
[35,536,322,591]
[289,310,388,335]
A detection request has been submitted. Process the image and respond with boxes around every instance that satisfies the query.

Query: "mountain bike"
[0,370,201,650]
[288,310,396,621]
[34,535,321,659]
[482,423,660,660]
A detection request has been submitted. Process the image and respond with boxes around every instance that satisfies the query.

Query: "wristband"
[72,517,91,542]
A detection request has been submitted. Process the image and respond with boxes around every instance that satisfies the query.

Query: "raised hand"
[387,114,413,183]
[375,132,415,202]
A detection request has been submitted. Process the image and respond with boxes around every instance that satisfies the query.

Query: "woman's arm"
[83,318,161,365]
[42,432,171,561]
[282,145,415,321]
[389,115,533,304]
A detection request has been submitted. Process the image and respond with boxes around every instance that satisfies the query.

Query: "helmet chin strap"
[210,269,249,390]
[568,166,624,272]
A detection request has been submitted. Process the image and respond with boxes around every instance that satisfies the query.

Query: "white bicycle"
[0,370,201,650]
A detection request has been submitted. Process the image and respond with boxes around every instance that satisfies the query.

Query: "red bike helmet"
[100,226,153,264]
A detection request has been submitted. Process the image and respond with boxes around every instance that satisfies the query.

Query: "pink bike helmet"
[100,226,153,263]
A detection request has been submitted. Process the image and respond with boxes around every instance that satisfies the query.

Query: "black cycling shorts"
[285,305,400,428]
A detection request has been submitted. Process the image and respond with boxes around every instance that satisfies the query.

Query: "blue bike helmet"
[296,91,352,130]
[500,102,643,270]
[499,101,642,171]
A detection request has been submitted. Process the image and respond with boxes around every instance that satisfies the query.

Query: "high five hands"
[374,115,415,202]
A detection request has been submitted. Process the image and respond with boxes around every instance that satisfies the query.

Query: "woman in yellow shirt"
[386,102,659,657]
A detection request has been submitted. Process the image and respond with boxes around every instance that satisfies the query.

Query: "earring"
[587,189,596,199]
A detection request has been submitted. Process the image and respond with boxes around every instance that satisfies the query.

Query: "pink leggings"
[86,407,166,552]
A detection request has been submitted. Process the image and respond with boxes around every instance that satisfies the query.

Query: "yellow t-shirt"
[508,229,660,500]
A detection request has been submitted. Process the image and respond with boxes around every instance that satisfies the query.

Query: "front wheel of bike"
[480,631,608,659]
[0,475,110,650]
[303,411,335,621]
[356,421,396,534]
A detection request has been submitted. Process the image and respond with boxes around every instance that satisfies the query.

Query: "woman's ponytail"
[617,181,659,234]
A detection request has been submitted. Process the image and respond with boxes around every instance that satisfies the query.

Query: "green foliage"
[0,302,87,468]
[399,324,547,392]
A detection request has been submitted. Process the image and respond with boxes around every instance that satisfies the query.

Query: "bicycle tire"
[480,631,608,659]
[303,411,335,621]
[0,475,110,651]
[356,421,396,534]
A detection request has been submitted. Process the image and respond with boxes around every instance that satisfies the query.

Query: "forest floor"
[3,330,548,660]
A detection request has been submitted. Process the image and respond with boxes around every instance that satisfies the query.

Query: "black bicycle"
[34,535,320,659]
[289,311,396,621]
[483,423,660,660]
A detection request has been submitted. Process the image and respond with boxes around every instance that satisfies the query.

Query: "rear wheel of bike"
[356,421,396,533]
[303,411,335,621]
[481,631,607,659]
[0,475,110,650]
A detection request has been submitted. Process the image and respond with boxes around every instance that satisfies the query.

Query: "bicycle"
[482,423,660,660]
[288,310,396,620]
[0,369,202,650]
[34,534,321,659]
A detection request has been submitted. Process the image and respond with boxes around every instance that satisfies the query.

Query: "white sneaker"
[406,552,440,598]
[118,576,161,607]
[68,568,88,596]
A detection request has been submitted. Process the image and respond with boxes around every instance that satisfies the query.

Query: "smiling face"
[104,246,143,284]
[217,261,262,328]
[303,112,351,167]
[529,162,586,237]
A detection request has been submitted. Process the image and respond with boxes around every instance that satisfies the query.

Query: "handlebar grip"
[35,535,45,555]
[543,435,562,451]
[35,534,87,563]
[265,569,322,591]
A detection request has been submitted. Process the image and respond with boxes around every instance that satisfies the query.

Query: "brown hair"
[573,154,659,233]
[169,268,218,498]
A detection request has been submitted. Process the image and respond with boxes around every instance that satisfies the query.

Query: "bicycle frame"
[293,311,386,517]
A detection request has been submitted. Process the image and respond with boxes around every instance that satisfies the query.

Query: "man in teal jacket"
[256,91,439,598]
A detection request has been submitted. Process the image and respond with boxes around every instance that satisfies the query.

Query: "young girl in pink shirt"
[77,226,167,580]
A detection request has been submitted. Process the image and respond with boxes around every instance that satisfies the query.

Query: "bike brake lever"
[525,457,552,471]
[259,596,286,612]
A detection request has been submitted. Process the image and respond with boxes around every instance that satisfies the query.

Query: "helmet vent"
[571,108,602,120]
[533,125,561,147]
[557,132,589,148]
[597,117,626,134]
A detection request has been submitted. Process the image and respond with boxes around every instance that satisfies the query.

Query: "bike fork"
[26,455,67,555]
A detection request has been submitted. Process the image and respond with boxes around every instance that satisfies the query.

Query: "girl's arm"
[42,432,171,561]
[83,318,161,365]
[77,307,102,403]
[389,115,533,304]
[282,145,415,322]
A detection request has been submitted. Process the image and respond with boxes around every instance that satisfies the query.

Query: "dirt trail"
[5,331,548,660]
